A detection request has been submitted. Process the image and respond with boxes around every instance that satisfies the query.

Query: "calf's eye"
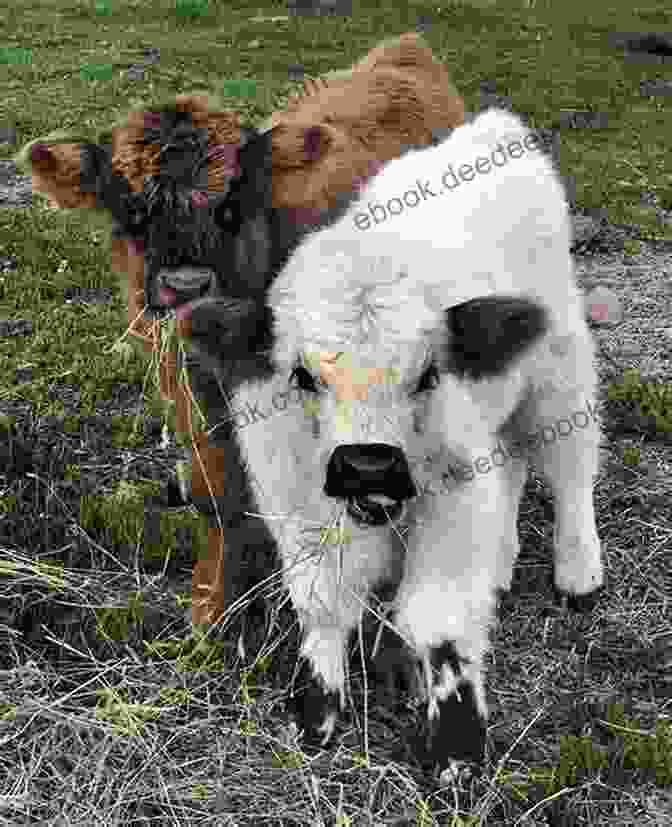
[414,362,440,395]
[290,365,321,394]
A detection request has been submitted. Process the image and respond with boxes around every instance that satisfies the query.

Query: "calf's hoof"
[371,636,423,700]
[425,679,487,784]
[553,584,604,613]
[438,759,483,787]
[287,662,341,749]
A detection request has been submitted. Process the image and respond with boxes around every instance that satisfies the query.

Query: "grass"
[0,0,671,824]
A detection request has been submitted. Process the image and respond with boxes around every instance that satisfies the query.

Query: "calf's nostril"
[346,452,397,477]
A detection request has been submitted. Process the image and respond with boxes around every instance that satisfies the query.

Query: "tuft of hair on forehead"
[270,236,440,374]
[99,92,244,194]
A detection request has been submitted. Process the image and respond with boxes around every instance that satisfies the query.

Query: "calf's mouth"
[346,494,405,526]
[155,266,215,319]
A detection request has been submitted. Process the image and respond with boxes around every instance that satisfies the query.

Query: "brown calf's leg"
[115,242,230,629]
[190,433,230,627]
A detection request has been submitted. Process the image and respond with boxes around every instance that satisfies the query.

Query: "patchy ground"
[1,156,670,827]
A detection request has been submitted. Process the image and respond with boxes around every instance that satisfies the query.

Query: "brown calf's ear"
[302,125,331,161]
[21,141,99,209]
[270,122,335,168]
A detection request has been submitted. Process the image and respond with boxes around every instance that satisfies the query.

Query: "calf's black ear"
[80,142,142,228]
[234,128,275,213]
[444,295,548,380]
[79,143,113,198]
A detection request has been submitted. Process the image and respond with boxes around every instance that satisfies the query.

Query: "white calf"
[230,108,603,778]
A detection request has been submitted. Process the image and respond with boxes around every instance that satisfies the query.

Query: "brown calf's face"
[22,107,379,376]
[78,112,277,321]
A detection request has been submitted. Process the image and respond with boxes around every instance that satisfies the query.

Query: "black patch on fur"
[423,642,486,769]
[444,295,548,380]
[287,660,340,747]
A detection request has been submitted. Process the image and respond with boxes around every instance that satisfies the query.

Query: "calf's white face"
[267,267,441,529]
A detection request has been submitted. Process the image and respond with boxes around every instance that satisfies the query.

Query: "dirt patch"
[0,160,33,209]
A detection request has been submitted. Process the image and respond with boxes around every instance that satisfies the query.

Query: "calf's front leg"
[395,471,506,782]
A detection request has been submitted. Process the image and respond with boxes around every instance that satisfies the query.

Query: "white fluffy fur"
[234,108,603,761]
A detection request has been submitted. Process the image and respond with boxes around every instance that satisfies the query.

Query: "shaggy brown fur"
[266,32,464,212]
[111,99,243,195]
[17,33,465,628]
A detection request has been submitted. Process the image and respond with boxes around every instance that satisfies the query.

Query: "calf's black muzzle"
[324,443,417,526]
[143,266,215,319]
